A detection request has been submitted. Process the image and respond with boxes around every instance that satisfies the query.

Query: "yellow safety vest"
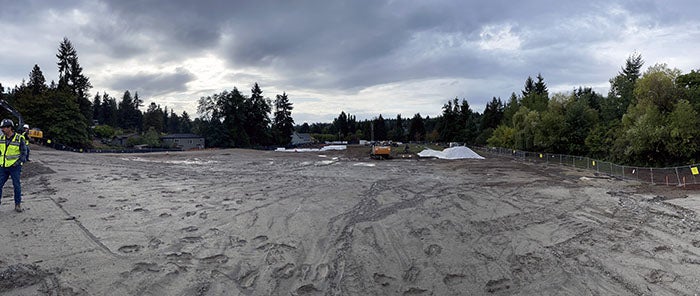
[0,133,24,167]
[21,131,29,145]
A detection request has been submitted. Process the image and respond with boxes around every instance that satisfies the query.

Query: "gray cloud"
[106,67,196,97]
[1,0,700,122]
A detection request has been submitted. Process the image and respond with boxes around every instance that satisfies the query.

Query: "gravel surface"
[1,145,699,295]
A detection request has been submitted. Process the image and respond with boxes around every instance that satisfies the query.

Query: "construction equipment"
[28,128,43,140]
[0,100,24,133]
[370,144,392,159]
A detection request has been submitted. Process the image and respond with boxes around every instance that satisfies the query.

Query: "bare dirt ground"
[2,145,700,295]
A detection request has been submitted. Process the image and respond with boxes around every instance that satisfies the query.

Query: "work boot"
[14,204,22,212]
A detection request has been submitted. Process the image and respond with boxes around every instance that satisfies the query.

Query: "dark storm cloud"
[106,68,196,97]
[2,0,700,122]
[53,0,700,92]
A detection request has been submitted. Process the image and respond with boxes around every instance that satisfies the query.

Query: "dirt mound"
[22,160,56,179]
[0,264,49,290]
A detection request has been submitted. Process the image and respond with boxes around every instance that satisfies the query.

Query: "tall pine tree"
[272,92,294,145]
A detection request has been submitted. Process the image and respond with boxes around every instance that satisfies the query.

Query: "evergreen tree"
[522,76,534,97]
[521,75,549,112]
[244,83,272,146]
[100,93,118,127]
[44,87,90,148]
[481,97,504,130]
[408,113,425,142]
[458,99,478,143]
[28,64,47,96]
[143,102,165,133]
[168,110,180,133]
[393,114,405,142]
[606,53,644,120]
[373,114,387,141]
[92,93,102,124]
[437,98,459,142]
[272,92,294,145]
[118,91,141,130]
[534,73,548,95]
[502,92,520,126]
[13,65,50,130]
[197,87,250,147]
[179,111,192,133]
[56,37,92,128]
[476,97,504,144]
[119,90,133,129]
[334,111,349,138]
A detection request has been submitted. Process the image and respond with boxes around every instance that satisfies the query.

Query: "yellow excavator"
[0,100,25,134]
[370,144,392,159]
[0,99,42,142]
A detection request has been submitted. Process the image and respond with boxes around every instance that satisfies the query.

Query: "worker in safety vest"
[20,124,30,161]
[0,119,28,212]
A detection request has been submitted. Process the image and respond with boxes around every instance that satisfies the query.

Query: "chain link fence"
[472,146,700,187]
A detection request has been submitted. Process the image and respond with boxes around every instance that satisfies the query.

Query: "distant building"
[161,134,205,150]
[111,133,139,147]
[290,132,313,146]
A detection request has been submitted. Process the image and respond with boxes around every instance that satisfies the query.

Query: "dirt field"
[1,145,700,295]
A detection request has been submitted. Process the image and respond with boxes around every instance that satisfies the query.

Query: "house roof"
[292,132,312,141]
[161,133,203,139]
[114,133,139,139]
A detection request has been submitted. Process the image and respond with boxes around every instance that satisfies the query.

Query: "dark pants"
[0,165,22,205]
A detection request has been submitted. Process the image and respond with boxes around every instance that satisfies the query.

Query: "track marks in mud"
[0,263,84,295]
[485,278,511,293]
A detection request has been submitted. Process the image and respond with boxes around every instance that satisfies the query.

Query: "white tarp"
[275,145,347,152]
[417,146,484,159]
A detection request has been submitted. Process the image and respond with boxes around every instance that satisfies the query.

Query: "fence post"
[675,167,681,186]
[622,165,625,179]
[650,168,654,185]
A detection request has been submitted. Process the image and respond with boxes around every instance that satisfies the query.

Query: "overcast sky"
[1,0,699,124]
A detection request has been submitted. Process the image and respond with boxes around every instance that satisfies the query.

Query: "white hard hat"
[0,119,13,128]
[23,124,29,129]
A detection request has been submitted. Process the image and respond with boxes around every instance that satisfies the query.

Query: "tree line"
[319,53,700,167]
[2,38,698,166]
[0,38,296,149]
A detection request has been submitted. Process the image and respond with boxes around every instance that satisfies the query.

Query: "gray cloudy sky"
[1,0,699,124]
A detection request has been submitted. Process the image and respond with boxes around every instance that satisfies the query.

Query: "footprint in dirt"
[252,235,268,246]
[403,287,429,295]
[295,284,320,294]
[229,236,247,248]
[118,245,143,253]
[148,238,163,249]
[272,263,295,279]
[443,273,466,286]
[484,278,511,293]
[131,262,161,273]
[200,254,229,265]
[403,266,420,283]
[166,252,193,264]
[181,226,199,232]
[180,236,203,243]
[424,244,442,256]
[373,273,395,286]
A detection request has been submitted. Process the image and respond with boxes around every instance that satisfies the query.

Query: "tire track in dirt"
[326,180,441,295]
[41,176,124,259]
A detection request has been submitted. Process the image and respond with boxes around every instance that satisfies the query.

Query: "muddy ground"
[1,145,700,295]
